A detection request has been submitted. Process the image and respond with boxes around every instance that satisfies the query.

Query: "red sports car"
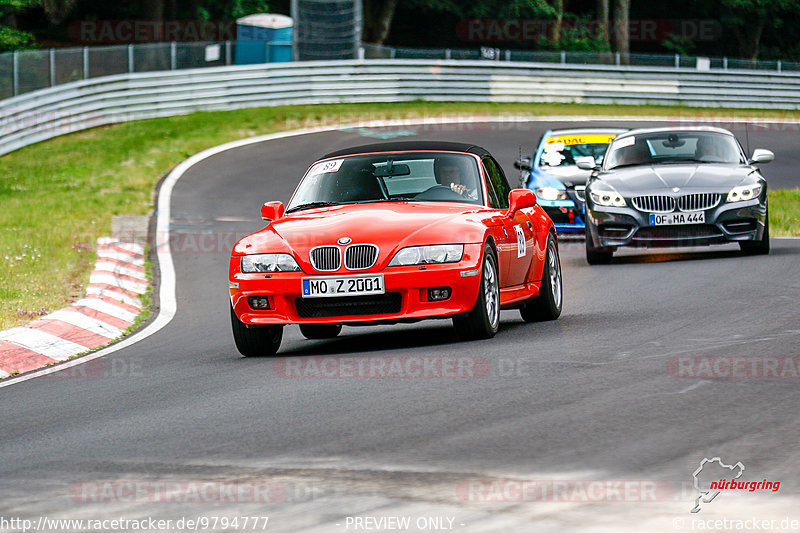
[229,142,562,356]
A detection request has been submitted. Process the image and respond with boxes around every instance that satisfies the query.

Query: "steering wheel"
[414,185,465,201]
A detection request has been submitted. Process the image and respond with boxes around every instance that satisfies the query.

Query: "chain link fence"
[362,43,800,73]
[0,41,290,99]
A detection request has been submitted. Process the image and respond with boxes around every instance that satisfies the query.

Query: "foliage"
[231,0,270,19]
[0,25,34,50]
[661,34,696,57]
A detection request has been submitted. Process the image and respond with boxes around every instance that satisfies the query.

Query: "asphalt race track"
[1,120,799,531]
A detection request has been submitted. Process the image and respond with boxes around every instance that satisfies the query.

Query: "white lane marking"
[88,273,147,294]
[0,328,85,361]
[72,298,138,323]
[40,310,123,339]
[95,250,145,266]
[2,114,798,387]
[93,261,148,279]
[677,380,711,394]
[85,286,142,308]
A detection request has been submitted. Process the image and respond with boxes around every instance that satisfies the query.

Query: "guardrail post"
[560,50,566,64]
[445,48,451,60]
[49,48,56,86]
[777,60,782,72]
[674,54,679,68]
[170,42,177,70]
[83,46,89,79]
[723,57,728,70]
[128,44,134,73]
[505,49,510,61]
[615,52,620,66]
[12,50,18,96]
[390,47,396,59]
[225,41,232,65]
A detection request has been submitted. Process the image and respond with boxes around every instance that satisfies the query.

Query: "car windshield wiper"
[285,201,341,213]
[658,158,708,164]
[611,162,651,169]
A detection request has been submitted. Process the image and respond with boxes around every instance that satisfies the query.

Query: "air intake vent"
[345,244,378,270]
[678,193,721,212]
[309,246,341,271]
[632,195,675,213]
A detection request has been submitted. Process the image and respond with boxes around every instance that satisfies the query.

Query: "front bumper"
[586,198,767,249]
[539,198,585,233]
[230,244,484,325]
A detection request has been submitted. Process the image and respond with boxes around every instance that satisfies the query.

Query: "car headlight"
[388,245,464,266]
[241,254,301,273]
[589,188,627,207]
[535,187,569,201]
[727,184,763,203]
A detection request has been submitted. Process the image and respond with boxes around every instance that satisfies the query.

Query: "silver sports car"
[579,126,773,265]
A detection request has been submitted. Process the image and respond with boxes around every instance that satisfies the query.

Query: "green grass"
[770,188,800,236]
[2,101,800,330]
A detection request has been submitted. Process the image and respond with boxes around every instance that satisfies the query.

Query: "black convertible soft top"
[322,141,491,159]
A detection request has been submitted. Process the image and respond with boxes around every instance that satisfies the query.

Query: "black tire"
[453,245,500,340]
[299,324,342,339]
[740,213,770,255]
[520,234,563,322]
[230,304,283,357]
[585,226,613,265]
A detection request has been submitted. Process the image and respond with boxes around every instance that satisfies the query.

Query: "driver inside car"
[695,136,731,162]
[434,157,478,199]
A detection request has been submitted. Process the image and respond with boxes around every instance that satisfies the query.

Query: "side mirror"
[749,149,774,165]
[261,201,285,222]
[576,156,598,171]
[514,157,533,171]
[506,189,537,217]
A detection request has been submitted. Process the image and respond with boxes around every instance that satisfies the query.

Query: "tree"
[596,0,610,50]
[40,0,76,25]
[719,0,797,60]
[363,0,397,44]
[613,0,630,60]
[0,0,36,50]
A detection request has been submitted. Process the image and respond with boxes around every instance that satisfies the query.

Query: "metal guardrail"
[4,41,798,101]
[3,58,800,156]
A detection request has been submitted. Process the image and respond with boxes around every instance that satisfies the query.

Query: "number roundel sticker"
[515,225,526,258]
[309,159,344,176]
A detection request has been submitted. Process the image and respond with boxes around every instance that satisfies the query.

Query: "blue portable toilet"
[235,13,293,64]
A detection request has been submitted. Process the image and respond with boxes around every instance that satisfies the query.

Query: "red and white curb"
[0,237,147,378]
[1,114,796,387]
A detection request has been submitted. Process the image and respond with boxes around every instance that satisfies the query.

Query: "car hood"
[234,202,489,269]
[596,164,758,195]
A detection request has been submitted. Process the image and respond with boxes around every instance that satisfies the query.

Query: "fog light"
[248,296,271,310]
[427,287,452,301]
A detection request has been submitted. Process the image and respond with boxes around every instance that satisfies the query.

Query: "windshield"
[538,133,618,168]
[286,152,484,212]
[605,131,743,170]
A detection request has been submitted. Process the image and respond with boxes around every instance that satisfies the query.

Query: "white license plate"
[649,211,705,225]
[301,274,385,298]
